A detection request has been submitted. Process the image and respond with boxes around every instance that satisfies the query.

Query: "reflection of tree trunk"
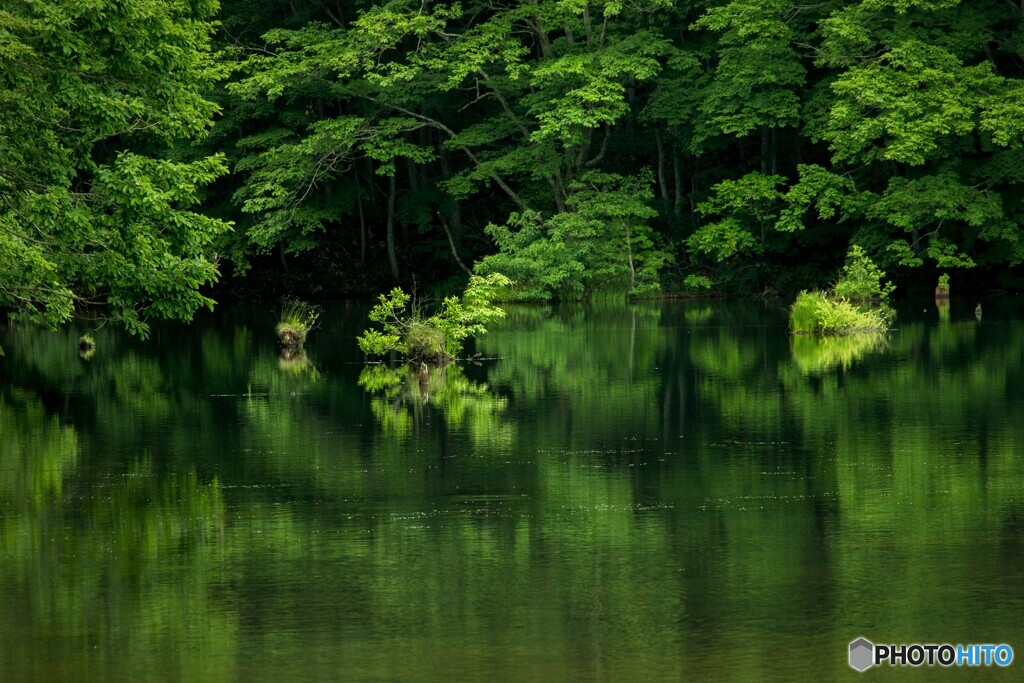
[628,308,636,378]
[387,173,399,280]
[418,362,430,402]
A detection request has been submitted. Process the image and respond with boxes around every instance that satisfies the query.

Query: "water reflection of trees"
[3,304,1024,679]
[0,393,234,681]
[358,363,510,445]
[790,332,887,374]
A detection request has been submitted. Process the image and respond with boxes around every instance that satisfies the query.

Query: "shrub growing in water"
[357,273,511,364]
[276,298,319,347]
[791,246,895,334]
[790,291,894,334]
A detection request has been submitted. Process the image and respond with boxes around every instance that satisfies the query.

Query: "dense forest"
[4,0,1024,331]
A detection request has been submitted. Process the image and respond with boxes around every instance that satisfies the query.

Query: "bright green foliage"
[207,0,1024,296]
[820,40,998,166]
[9,0,1024,303]
[790,291,894,335]
[776,165,856,233]
[691,0,805,143]
[476,172,670,299]
[217,0,680,291]
[0,0,230,335]
[357,273,511,363]
[687,173,784,287]
[474,211,585,301]
[791,246,896,334]
[831,245,896,302]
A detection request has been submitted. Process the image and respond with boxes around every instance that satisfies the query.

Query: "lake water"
[2,299,1024,681]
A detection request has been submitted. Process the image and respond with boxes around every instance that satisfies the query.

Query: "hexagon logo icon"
[849,637,875,672]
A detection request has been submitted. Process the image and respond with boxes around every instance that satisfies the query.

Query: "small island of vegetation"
[357,273,511,365]
[790,246,895,335]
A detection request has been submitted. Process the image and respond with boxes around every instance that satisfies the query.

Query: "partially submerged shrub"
[358,273,511,365]
[791,246,895,335]
[276,298,319,347]
[791,291,893,335]
[404,321,448,365]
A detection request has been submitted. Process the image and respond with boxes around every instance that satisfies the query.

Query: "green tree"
[0,0,230,335]
[477,171,671,299]
[222,0,675,292]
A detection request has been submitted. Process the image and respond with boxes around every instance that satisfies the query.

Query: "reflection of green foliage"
[278,347,319,379]
[791,333,887,374]
[359,363,509,444]
[684,305,714,325]
[479,301,667,444]
[0,391,79,505]
[691,330,758,380]
[112,353,172,418]
[0,400,233,682]
[6,302,1024,680]
[357,363,404,396]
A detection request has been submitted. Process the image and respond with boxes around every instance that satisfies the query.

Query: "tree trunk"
[655,130,670,205]
[771,127,778,176]
[279,243,290,274]
[550,174,567,213]
[624,220,636,292]
[356,175,367,264]
[673,145,685,219]
[439,147,464,251]
[387,173,400,280]
[761,125,769,175]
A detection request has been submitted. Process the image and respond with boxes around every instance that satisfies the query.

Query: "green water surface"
[2,300,1023,681]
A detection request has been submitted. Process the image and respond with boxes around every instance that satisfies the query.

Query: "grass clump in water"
[790,246,895,335]
[276,298,319,347]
